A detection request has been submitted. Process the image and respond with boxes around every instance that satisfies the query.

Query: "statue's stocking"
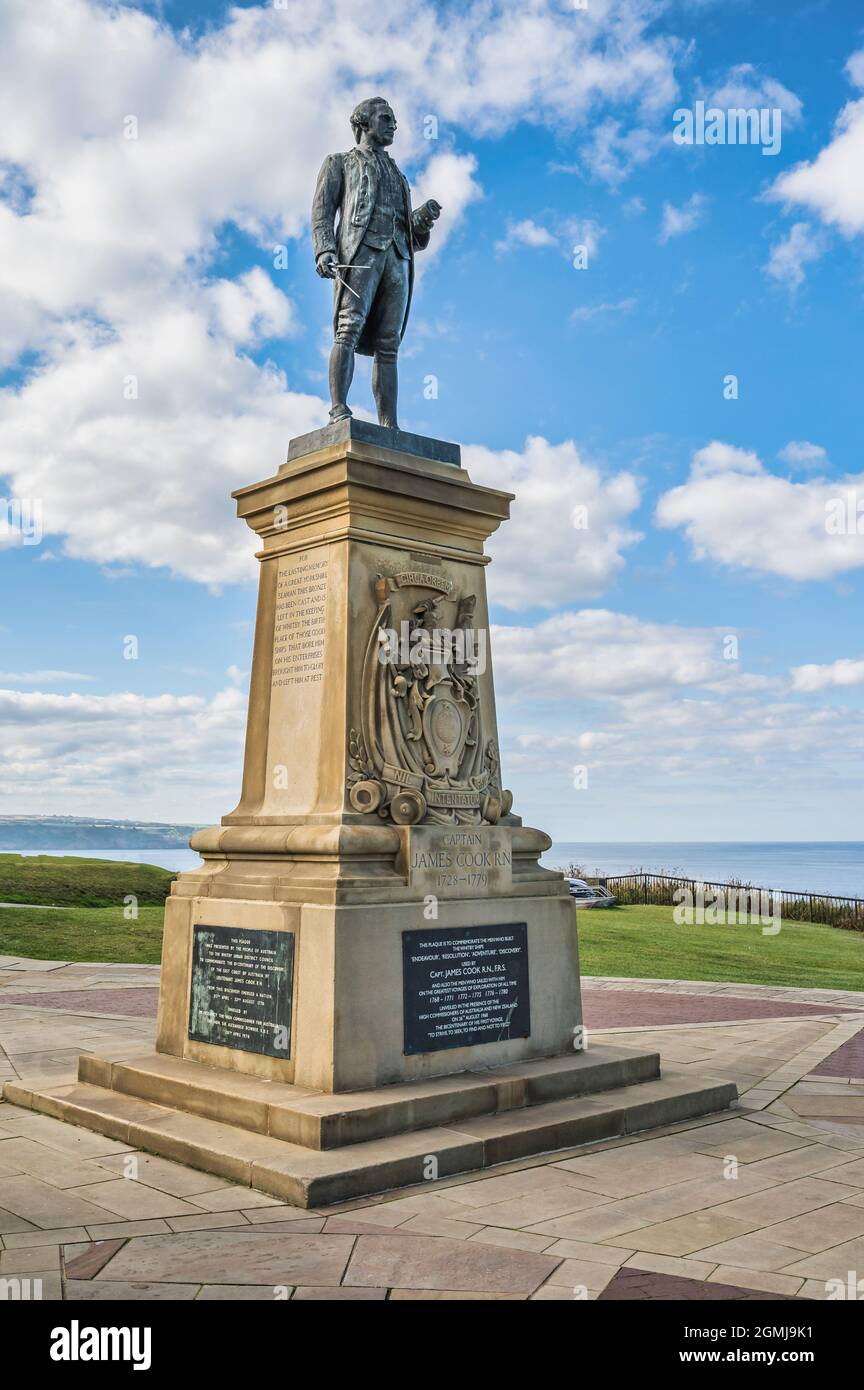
[372,355,398,428]
[329,341,355,420]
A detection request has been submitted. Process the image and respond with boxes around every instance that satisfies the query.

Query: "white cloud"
[580,119,657,187]
[464,436,642,610]
[705,63,803,126]
[495,219,557,253]
[764,221,827,292]
[656,441,864,582]
[777,440,829,471]
[570,297,637,322]
[409,151,483,270]
[510,687,861,791]
[0,0,680,326]
[493,609,738,701]
[0,307,324,585]
[689,441,762,478]
[495,215,603,259]
[768,51,864,236]
[0,0,683,586]
[488,603,864,835]
[0,670,94,684]
[206,269,298,347]
[659,193,706,243]
[791,658,864,693]
[563,217,604,261]
[0,678,247,821]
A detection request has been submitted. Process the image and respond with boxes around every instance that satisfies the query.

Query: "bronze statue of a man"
[311,98,441,429]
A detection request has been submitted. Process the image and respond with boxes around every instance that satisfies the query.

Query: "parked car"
[566,878,617,908]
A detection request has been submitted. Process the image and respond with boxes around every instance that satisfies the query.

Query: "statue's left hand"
[418,199,442,228]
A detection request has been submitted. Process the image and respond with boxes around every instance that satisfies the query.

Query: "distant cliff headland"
[0,816,200,851]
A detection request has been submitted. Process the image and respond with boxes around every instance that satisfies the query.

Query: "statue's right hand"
[316,252,337,279]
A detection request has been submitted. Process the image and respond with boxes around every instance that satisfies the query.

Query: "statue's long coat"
[311,146,431,356]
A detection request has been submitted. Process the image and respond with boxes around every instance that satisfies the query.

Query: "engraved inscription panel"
[402,923,530,1055]
[407,827,512,898]
[272,549,328,689]
[189,925,294,1059]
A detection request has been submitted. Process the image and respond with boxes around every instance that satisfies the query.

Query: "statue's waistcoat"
[361,152,410,257]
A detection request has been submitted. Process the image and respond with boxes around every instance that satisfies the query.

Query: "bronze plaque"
[189,925,294,1059]
[402,922,530,1055]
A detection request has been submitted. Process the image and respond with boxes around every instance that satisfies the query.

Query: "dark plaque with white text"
[189,925,294,1059]
[402,922,530,1055]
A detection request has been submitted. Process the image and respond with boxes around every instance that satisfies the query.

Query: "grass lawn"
[0,903,166,964]
[0,855,173,963]
[0,854,174,907]
[1,858,862,989]
[578,903,864,994]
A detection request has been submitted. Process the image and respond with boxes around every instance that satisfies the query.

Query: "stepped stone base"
[5,1045,737,1208]
[1,426,737,1207]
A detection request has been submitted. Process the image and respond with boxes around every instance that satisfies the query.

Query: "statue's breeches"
[335,244,409,359]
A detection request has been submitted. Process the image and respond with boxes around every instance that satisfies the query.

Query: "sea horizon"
[545,841,864,900]
[7,839,864,900]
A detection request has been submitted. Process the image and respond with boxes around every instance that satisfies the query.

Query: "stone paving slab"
[0,958,70,972]
[65,1279,199,1300]
[291,1285,387,1300]
[0,1175,124,1228]
[1,957,863,1299]
[93,1229,356,1286]
[196,1284,293,1300]
[342,1231,558,1293]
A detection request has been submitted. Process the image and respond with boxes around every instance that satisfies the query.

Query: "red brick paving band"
[5,976,860,1101]
[0,987,160,1016]
[582,989,859,1029]
[598,1266,809,1301]
[811,1023,864,1079]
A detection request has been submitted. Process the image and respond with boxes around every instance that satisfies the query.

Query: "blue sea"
[545,842,864,900]
[10,848,200,873]
[11,841,864,900]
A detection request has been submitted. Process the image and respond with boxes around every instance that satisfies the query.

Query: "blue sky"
[1,0,863,839]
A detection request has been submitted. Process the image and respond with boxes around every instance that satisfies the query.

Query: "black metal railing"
[588,872,864,932]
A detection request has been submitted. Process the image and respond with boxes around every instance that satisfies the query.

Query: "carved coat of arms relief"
[347,570,513,826]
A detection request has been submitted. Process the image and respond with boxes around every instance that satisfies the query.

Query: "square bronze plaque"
[189,925,294,1060]
[402,922,530,1055]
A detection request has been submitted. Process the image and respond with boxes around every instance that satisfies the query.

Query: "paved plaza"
[1,957,863,1301]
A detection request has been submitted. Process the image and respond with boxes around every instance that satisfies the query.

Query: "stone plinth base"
[3,422,737,1205]
[155,888,581,1093]
[6,1046,736,1208]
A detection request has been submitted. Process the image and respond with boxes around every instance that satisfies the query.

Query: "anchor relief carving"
[346,571,513,826]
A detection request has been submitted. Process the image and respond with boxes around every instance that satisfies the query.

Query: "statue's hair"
[350,97,391,143]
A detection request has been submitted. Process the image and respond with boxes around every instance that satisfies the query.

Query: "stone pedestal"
[158,420,582,1092]
[5,423,736,1204]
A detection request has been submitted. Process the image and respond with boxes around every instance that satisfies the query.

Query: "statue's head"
[350,97,396,147]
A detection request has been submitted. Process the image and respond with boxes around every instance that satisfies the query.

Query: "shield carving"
[422,681,470,777]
